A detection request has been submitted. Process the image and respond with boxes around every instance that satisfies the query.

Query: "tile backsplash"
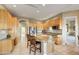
[0,30,8,40]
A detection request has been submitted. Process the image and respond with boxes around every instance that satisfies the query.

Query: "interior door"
[65,16,78,46]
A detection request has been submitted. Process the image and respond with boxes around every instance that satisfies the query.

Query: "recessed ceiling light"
[36,10,40,13]
[13,5,16,7]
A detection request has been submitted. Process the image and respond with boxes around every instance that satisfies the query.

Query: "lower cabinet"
[54,36,61,45]
[0,38,15,54]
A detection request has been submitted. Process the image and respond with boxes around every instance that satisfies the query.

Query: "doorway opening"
[63,16,78,46]
[20,21,26,45]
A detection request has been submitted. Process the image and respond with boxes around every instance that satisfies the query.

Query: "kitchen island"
[36,32,62,54]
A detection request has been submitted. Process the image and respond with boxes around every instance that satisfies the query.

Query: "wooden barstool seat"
[29,35,41,55]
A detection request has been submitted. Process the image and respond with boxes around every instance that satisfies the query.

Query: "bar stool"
[29,36,41,55]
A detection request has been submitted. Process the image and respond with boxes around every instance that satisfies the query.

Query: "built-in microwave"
[52,26,59,30]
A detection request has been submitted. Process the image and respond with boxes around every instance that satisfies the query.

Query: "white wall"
[62,16,67,45]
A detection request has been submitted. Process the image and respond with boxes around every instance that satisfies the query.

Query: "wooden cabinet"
[8,17,19,29]
[0,9,19,30]
[54,36,61,45]
[0,10,8,29]
[43,16,62,30]
[49,17,61,26]
[0,38,14,54]
[0,10,9,29]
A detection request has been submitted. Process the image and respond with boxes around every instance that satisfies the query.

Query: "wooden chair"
[29,36,41,55]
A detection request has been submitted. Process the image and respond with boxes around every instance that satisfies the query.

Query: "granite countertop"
[0,35,16,41]
[43,32,62,36]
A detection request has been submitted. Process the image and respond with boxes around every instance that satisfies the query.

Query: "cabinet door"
[0,10,12,29]
[0,10,7,29]
[8,17,19,29]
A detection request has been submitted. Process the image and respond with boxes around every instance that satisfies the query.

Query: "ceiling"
[2,4,79,21]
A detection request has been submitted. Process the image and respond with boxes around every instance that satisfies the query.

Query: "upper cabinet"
[0,10,11,29]
[0,9,19,29]
[43,16,62,30]
[48,16,62,26]
[8,17,19,29]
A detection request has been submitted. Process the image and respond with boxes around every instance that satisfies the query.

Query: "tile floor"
[9,41,79,55]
